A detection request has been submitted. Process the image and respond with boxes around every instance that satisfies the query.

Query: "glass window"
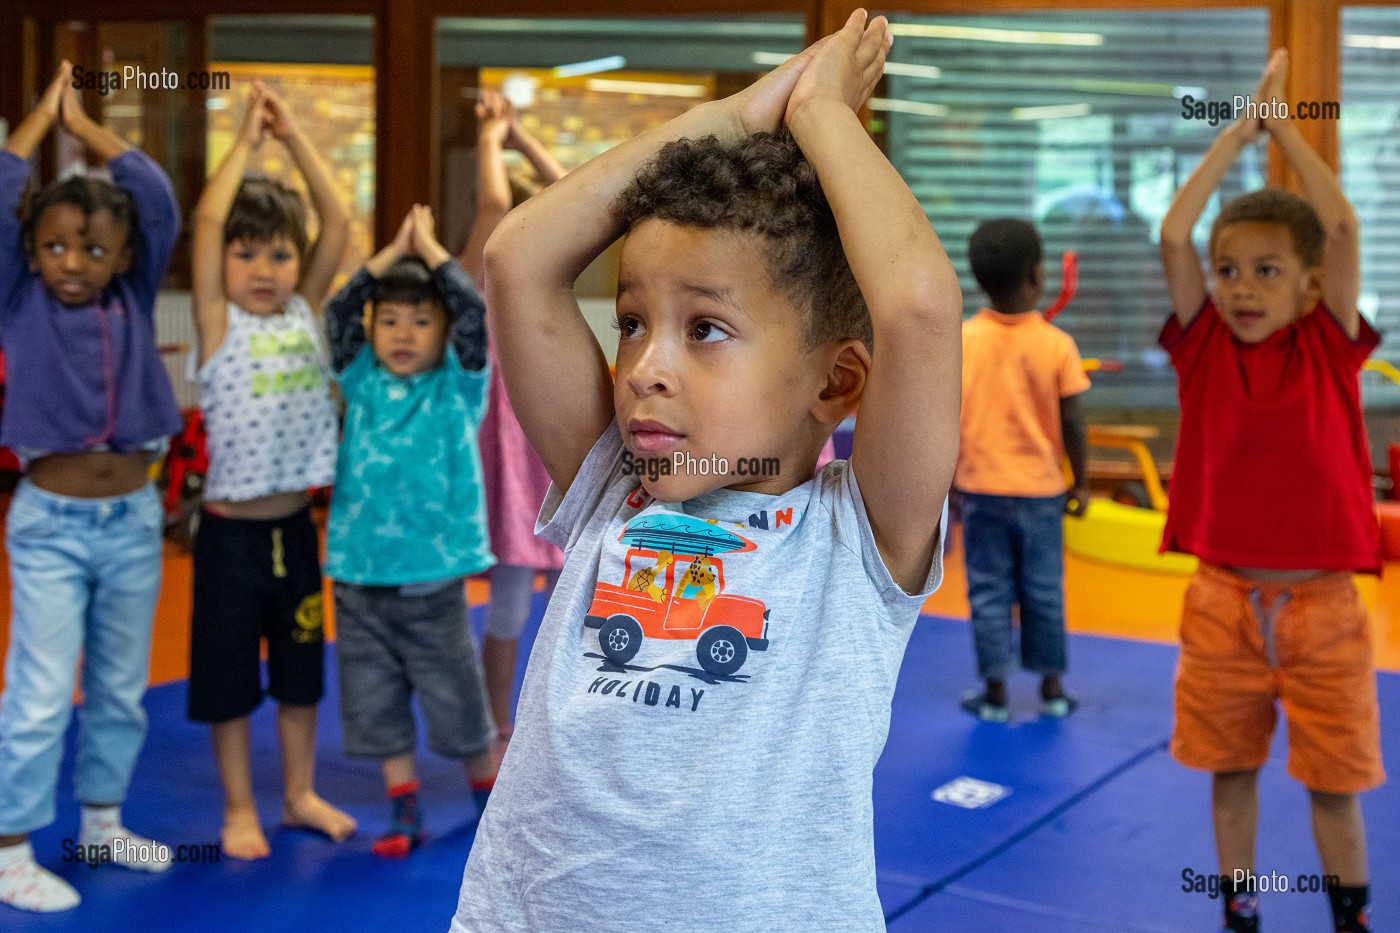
[1342,6,1400,407]
[434,15,805,359]
[878,10,1269,408]
[208,16,376,287]
[44,16,376,408]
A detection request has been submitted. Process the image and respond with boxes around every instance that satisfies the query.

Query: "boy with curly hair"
[450,12,960,930]
[1160,50,1380,933]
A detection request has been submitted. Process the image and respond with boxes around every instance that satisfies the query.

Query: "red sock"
[372,780,423,859]
[387,780,420,798]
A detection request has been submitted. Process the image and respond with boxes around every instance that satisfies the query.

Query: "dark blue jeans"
[960,491,1068,680]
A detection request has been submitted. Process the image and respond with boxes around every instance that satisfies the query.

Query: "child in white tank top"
[186,81,355,862]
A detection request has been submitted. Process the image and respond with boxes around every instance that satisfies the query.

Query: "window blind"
[880,10,1270,408]
[1342,7,1400,408]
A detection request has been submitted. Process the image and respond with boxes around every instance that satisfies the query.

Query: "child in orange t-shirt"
[957,219,1090,722]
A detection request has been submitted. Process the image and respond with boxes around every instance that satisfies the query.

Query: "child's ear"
[813,339,870,426]
[1302,266,1324,312]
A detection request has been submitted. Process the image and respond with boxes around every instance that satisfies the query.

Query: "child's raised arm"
[1261,51,1361,338]
[192,83,267,363]
[459,92,515,284]
[413,206,486,373]
[1,63,70,303]
[60,81,131,163]
[785,9,960,593]
[324,210,413,373]
[62,79,180,311]
[1160,50,1284,326]
[263,88,349,306]
[3,62,68,160]
[508,113,568,186]
[485,37,828,494]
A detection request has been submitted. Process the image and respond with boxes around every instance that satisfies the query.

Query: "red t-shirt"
[1159,298,1381,573]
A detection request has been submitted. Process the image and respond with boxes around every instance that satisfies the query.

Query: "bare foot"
[282,792,356,843]
[222,810,271,860]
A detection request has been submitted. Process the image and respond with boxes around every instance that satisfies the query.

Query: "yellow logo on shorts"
[293,593,324,644]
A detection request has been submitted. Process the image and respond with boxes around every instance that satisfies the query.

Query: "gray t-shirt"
[452,422,945,932]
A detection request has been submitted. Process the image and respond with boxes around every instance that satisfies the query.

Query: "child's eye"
[691,320,728,343]
[87,245,107,259]
[45,242,65,255]
[235,251,254,261]
[1215,265,1236,280]
[272,250,294,263]
[612,315,643,339]
[1257,265,1279,278]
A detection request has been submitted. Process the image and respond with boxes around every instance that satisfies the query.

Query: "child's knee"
[1211,769,1261,807]
[1308,788,1358,812]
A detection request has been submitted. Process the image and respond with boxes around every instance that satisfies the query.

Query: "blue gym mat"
[3,607,1395,931]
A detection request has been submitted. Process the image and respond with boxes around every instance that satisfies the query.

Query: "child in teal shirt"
[323,205,496,857]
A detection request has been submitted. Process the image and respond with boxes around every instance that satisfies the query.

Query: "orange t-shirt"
[956,309,1091,497]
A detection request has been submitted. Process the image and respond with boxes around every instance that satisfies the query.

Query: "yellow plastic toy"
[1064,425,1197,576]
[1066,360,1400,574]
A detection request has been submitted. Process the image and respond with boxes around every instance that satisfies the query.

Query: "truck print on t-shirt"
[584,512,771,678]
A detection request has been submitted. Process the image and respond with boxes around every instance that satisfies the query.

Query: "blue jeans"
[961,491,1068,680]
[0,480,164,834]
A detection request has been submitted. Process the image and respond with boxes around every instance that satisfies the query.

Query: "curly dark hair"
[224,176,309,259]
[968,218,1042,308]
[1210,188,1325,268]
[21,175,135,257]
[614,130,870,350]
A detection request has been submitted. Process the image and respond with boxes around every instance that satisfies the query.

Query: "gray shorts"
[333,580,494,761]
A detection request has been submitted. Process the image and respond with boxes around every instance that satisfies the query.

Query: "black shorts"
[188,507,325,723]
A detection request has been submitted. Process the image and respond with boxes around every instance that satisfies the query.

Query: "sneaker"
[1039,694,1079,718]
[371,828,423,859]
[959,691,1009,723]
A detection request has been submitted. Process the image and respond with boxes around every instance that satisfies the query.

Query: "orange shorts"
[1171,563,1385,794]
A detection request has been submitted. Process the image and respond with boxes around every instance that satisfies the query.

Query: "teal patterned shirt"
[324,262,494,584]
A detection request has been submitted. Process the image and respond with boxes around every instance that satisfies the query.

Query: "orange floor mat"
[1,509,1398,693]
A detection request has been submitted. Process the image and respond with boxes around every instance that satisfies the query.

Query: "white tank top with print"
[193,294,339,502]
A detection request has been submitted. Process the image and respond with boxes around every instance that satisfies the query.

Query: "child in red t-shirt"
[1159,50,1380,933]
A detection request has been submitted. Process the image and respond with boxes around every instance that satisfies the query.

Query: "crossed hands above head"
[236,81,302,148]
[40,60,98,135]
[384,204,449,269]
[476,90,516,147]
[730,8,891,138]
[1234,47,1288,145]
[785,9,892,128]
